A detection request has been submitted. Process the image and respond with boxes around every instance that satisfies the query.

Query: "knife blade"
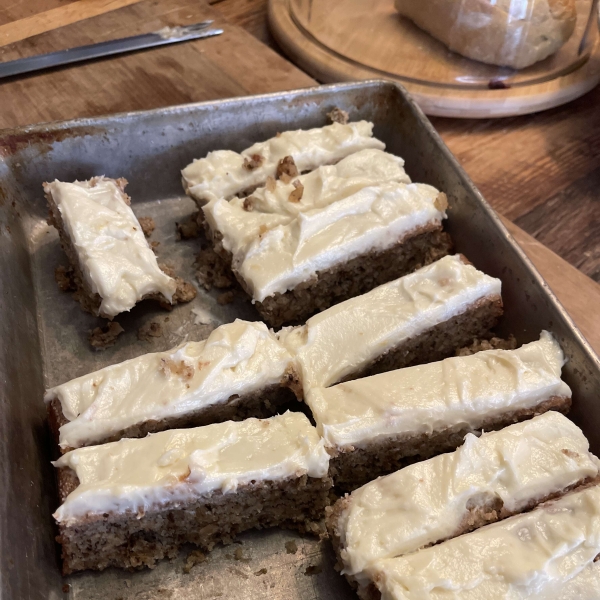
[0,21,224,81]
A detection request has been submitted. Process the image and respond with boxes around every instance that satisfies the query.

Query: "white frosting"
[53,412,330,524]
[46,178,176,317]
[280,255,502,392]
[337,412,597,588]
[45,320,294,450]
[372,485,600,600]
[181,121,385,203]
[308,331,571,449]
[203,149,412,256]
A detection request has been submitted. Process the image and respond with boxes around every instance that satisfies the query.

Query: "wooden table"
[0,0,598,351]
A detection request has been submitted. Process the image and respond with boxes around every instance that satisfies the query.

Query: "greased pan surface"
[0,80,598,600]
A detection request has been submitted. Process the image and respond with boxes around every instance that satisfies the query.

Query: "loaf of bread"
[394,0,577,69]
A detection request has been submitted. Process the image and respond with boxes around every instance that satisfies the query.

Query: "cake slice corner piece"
[44,177,177,318]
[53,411,332,574]
[329,411,598,595]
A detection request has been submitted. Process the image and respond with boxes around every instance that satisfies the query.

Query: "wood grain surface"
[0,0,598,351]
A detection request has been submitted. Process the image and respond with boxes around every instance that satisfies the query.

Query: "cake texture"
[44,177,177,318]
[45,320,300,451]
[203,149,451,326]
[308,331,572,489]
[370,484,600,600]
[181,121,385,204]
[327,412,598,594]
[280,254,503,396]
[53,412,331,574]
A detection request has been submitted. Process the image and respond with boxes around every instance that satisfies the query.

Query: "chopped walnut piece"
[54,265,77,292]
[254,568,268,576]
[217,290,235,305]
[562,448,580,459]
[138,320,163,342]
[327,107,349,124]
[289,180,304,203]
[434,192,449,211]
[243,196,255,212]
[455,335,518,357]
[276,156,299,182]
[88,321,124,350]
[242,153,265,171]
[159,358,194,380]
[265,176,276,192]
[138,216,155,237]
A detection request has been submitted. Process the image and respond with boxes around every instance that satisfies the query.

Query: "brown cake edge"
[206,220,452,328]
[56,471,332,574]
[328,395,572,492]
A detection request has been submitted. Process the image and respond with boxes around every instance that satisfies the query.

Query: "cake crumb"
[150,240,160,252]
[327,107,349,124]
[276,156,299,183]
[285,541,298,554]
[258,224,268,239]
[183,550,207,574]
[288,180,304,203]
[196,246,235,290]
[254,568,267,576]
[434,192,449,211]
[217,291,235,305]
[233,547,251,563]
[138,320,163,342]
[55,265,77,292]
[176,212,202,240]
[88,322,124,350]
[173,277,197,304]
[138,216,155,237]
[243,153,265,171]
[304,565,322,576]
[455,335,517,357]
[62,583,70,593]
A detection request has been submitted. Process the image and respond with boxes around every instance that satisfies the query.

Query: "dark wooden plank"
[514,165,600,282]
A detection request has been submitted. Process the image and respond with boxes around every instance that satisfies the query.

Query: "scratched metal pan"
[1,80,599,600]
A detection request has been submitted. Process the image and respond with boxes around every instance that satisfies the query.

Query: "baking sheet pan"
[0,80,599,600]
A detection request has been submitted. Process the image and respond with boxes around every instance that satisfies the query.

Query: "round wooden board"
[268,0,600,118]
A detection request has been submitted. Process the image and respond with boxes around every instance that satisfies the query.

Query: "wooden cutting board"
[0,0,598,353]
[268,0,600,118]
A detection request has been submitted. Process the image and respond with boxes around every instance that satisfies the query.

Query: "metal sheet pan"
[0,80,598,600]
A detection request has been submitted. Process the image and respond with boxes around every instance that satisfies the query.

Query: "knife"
[0,21,224,81]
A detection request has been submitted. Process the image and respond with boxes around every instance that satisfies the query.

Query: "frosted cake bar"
[371,484,600,600]
[327,412,598,595]
[203,149,451,326]
[280,254,503,396]
[44,177,176,318]
[181,121,385,204]
[45,320,299,451]
[53,412,331,574]
[308,331,572,489]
